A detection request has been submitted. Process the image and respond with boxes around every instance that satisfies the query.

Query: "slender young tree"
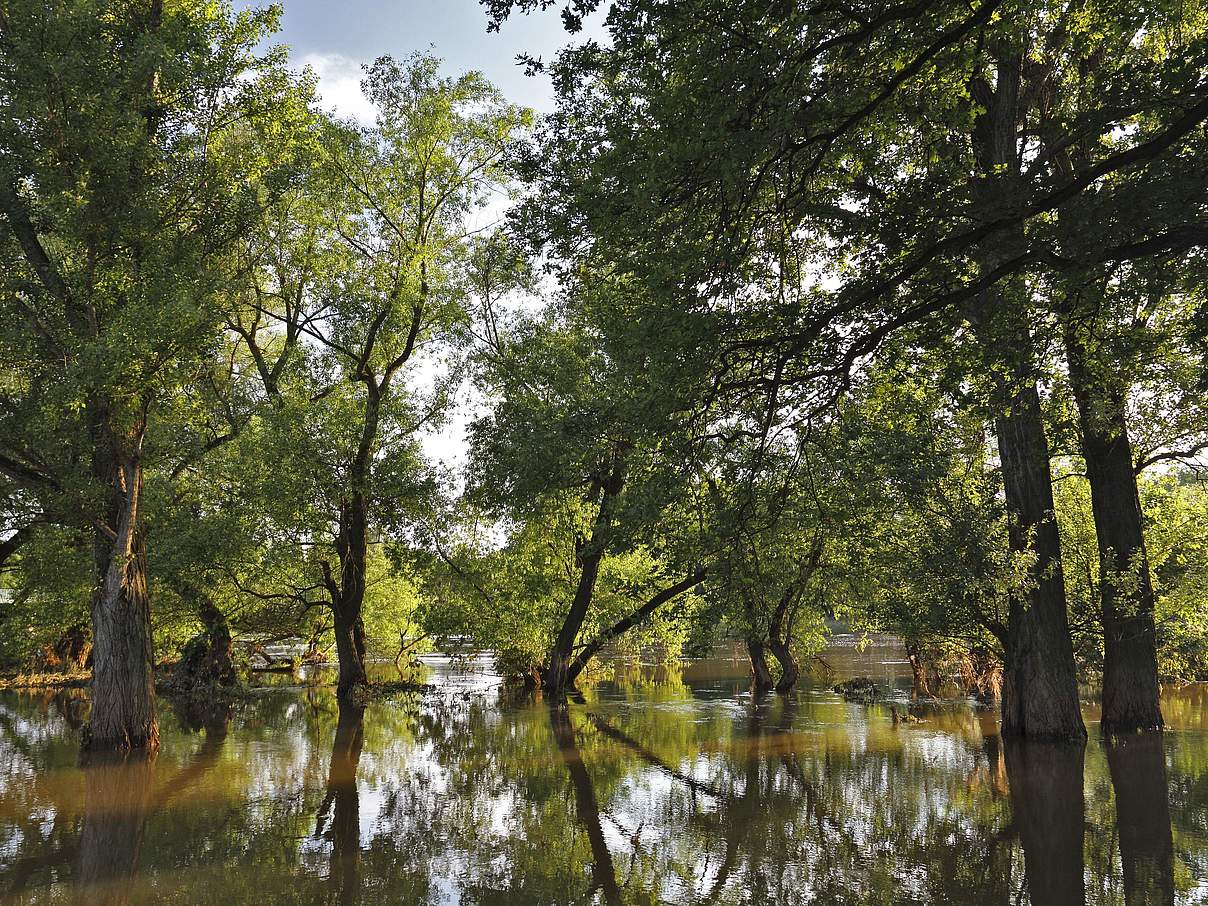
[241,55,530,699]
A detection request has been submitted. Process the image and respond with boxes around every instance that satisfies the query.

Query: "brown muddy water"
[0,640,1206,905]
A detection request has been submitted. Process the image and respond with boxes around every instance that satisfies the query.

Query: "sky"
[239,0,599,120]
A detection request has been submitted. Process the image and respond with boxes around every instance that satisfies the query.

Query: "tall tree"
[0,0,303,750]
[485,0,1208,736]
[242,55,531,699]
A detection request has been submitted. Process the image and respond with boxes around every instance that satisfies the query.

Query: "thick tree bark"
[317,701,364,906]
[1064,324,1163,734]
[85,426,158,753]
[544,458,626,695]
[1004,739,1087,906]
[1106,733,1174,906]
[747,636,775,692]
[992,384,1086,739]
[967,47,1084,741]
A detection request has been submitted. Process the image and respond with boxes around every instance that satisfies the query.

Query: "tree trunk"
[86,434,158,753]
[564,570,705,685]
[905,639,932,698]
[544,459,625,696]
[331,489,370,701]
[747,637,775,692]
[1064,324,1163,734]
[993,385,1086,739]
[1004,739,1087,906]
[173,583,236,688]
[1106,733,1174,906]
[968,43,1084,741]
[766,635,799,693]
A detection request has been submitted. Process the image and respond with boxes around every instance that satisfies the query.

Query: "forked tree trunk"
[86,435,158,753]
[1064,325,1163,734]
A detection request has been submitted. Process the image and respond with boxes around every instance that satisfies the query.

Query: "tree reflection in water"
[1106,732,1175,906]
[315,702,365,906]
[549,704,621,905]
[0,667,1201,904]
[77,699,234,905]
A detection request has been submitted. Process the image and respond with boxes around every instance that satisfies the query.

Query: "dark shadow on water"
[1106,733,1174,906]
[315,701,364,906]
[1004,738,1086,906]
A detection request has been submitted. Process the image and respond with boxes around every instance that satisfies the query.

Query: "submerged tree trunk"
[966,47,1083,741]
[766,635,799,693]
[544,458,626,696]
[747,637,775,692]
[1004,739,1087,906]
[1064,323,1163,734]
[172,582,236,688]
[1106,733,1174,906]
[905,640,933,698]
[327,486,371,702]
[86,422,158,753]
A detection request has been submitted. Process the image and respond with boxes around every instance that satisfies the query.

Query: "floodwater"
[0,642,1206,905]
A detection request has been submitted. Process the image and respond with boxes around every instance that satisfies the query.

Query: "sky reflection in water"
[0,651,1206,905]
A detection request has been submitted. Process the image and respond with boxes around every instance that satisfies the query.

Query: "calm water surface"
[1,644,1207,905]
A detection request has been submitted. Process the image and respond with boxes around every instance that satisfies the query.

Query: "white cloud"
[300,52,376,125]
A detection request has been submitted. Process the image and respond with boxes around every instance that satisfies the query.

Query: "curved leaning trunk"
[1064,326,1163,734]
[86,446,158,753]
[766,636,799,693]
[747,637,775,692]
[544,460,626,696]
